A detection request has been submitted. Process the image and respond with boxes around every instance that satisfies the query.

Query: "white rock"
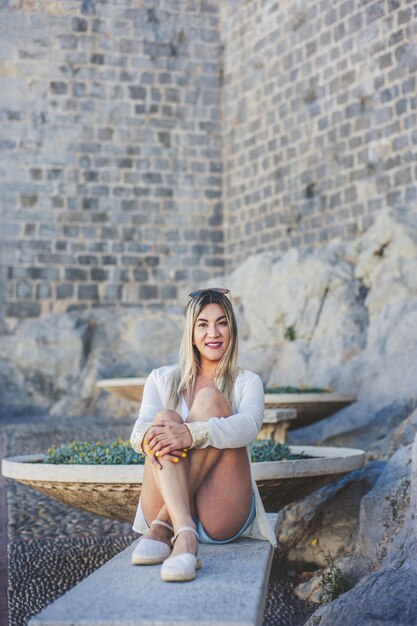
[359,444,412,564]
[0,314,88,402]
[222,208,417,425]
[303,435,417,626]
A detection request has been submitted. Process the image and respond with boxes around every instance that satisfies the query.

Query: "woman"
[130,288,276,582]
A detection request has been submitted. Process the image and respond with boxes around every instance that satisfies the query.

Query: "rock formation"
[303,435,417,625]
[1,208,416,623]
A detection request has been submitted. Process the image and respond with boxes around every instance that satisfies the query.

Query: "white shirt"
[130,365,277,546]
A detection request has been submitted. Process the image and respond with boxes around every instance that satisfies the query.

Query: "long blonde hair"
[167,290,239,411]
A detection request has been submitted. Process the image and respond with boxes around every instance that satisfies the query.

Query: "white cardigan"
[130,364,277,546]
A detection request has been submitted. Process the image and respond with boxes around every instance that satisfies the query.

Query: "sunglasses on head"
[188,287,231,299]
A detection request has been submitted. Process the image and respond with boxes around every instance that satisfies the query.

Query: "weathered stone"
[304,436,417,625]
[289,394,417,451]
[276,462,384,566]
[0,314,89,408]
[294,553,373,605]
[50,309,183,417]
[0,357,38,418]
[213,210,417,432]
[359,444,412,564]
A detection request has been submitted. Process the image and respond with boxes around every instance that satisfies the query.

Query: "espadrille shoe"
[131,520,173,565]
[160,526,201,582]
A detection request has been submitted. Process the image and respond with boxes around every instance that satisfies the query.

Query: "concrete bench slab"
[260,408,298,443]
[30,514,278,626]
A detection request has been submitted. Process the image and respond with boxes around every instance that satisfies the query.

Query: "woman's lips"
[206,342,222,349]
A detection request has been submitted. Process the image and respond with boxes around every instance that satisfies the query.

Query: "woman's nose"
[207,324,219,337]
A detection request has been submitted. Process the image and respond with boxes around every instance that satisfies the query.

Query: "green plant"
[116,372,148,379]
[44,438,308,465]
[284,325,296,341]
[250,439,308,462]
[45,438,145,465]
[264,385,331,394]
[311,538,351,604]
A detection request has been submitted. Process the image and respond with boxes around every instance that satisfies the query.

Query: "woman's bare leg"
[141,408,199,557]
[140,409,189,547]
[186,388,253,540]
[140,388,253,551]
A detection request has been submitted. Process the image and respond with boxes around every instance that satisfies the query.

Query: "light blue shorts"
[194,493,256,545]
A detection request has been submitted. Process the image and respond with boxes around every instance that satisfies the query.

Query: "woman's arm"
[130,369,163,453]
[186,373,265,450]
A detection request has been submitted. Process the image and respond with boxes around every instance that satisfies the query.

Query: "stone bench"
[30,514,278,626]
[259,408,298,443]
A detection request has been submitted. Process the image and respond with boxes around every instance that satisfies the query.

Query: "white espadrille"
[131,520,173,565]
[160,526,201,582]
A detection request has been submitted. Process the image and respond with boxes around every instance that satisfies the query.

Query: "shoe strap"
[151,519,174,533]
[171,526,199,545]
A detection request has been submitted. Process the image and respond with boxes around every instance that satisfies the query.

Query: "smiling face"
[192,302,231,368]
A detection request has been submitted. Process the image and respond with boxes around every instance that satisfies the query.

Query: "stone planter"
[96,377,147,403]
[2,446,364,523]
[96,378,356,429]
[264,392,357,429]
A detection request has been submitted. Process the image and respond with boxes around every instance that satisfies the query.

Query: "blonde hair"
[167,290,238,411]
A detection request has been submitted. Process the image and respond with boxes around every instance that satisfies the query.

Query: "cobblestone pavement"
[2,414,316,626]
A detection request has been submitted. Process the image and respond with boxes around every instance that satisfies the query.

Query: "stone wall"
[1,0,416,321]
[220,0,417,269]
[0,0,223,323]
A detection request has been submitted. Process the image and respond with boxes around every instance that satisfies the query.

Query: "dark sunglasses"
[188,287,231,299]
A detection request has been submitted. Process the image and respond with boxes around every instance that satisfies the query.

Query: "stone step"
[263,408,297,423]
[30,514,278,626]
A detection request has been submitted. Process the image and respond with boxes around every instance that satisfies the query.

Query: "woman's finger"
[146,432,164,449]
[152,437,176,454]
[162,453,182,464]
[144,428,157,446]
[145,424,168,444]
[148,434,170,453]
[145,449,161,469]
[152,456,162,469]
[144,441,163,462]
[156,443,187,458]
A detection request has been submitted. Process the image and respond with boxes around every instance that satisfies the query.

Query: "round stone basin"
[2,446,364,522]
[264,393,357,429]
[96,379,356,428]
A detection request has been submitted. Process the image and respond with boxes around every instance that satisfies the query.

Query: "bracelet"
[184,422,209,449]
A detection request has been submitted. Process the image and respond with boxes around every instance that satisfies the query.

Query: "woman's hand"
[145,421,192,463]
[143,442,184,470]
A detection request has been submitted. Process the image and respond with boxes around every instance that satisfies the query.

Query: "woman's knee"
[190,387,232,417]
[152,409,182,424]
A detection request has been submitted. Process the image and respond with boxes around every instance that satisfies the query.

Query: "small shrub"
[311,538,351,604]
[284,325,297,341]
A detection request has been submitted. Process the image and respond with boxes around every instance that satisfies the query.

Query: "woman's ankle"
[147,522,173,544]
[171,530,198,556]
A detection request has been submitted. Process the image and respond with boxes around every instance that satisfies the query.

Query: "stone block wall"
[0,0,223,321]
[1,0,416,320]
[220,0,417,269]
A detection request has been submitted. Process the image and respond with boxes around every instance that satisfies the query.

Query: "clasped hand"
[143,420,192,469]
